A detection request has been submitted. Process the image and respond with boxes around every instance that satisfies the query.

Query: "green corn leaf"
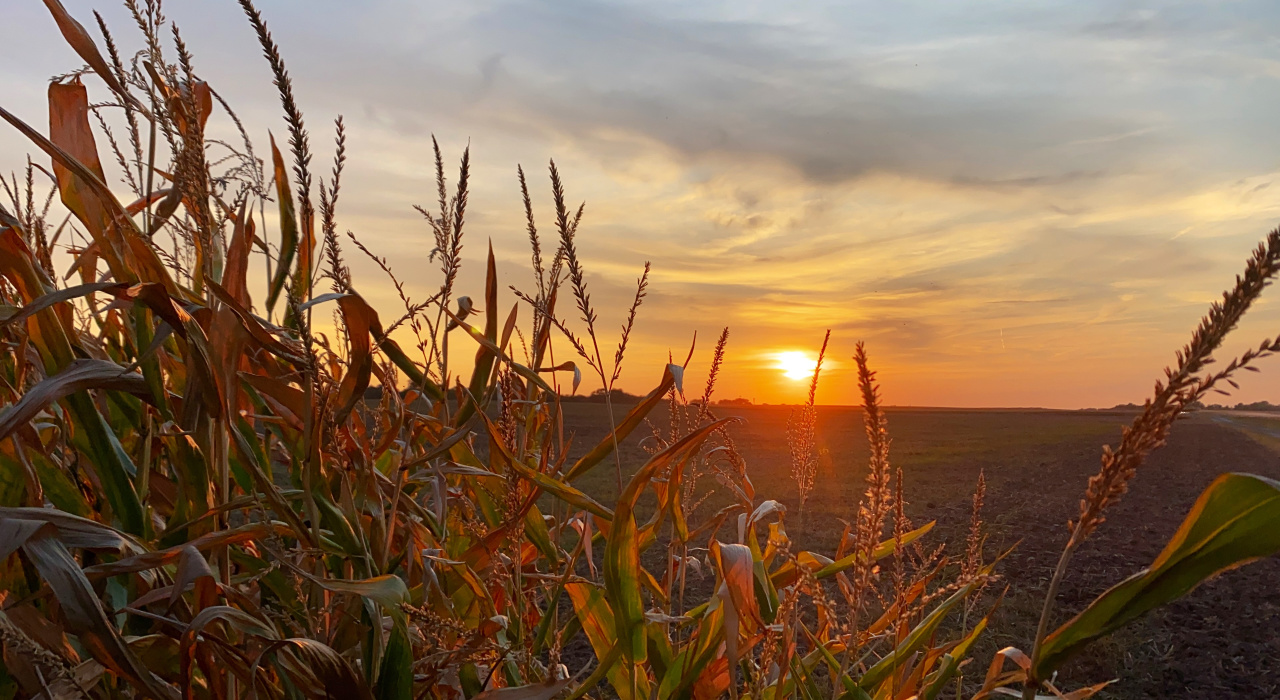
[769,521,934,589]
[476,408,615,522]
[565,581,643,699]
[921,615,989,700]
[72,397,146,535]
[563,363,680,482]
[605,418,734,669]
[513,459,614,521]
[815,521,934,580]
[376,622,413,700]
[1034,471,1280,678]
[859,571,986,691]
[0,450,27,507]
[312,574,410,610]
[523,503,559,565]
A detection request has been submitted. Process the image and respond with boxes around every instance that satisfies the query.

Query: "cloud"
[268,0,1280,191]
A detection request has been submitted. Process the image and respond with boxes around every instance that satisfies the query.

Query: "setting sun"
[776,351,818,380]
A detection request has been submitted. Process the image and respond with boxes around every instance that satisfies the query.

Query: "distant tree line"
[559,388,644,403]
[362,385,762,407]
[1177,400,1280,411]
[1084,400,1280,412]
[1207,400,1280,411]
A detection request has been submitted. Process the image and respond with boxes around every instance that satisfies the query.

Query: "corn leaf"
[921,614,990,699]
[43,82,171,286]
[0,281,122,330]
[565,581,641,699]
[8,518,179,699]
[335,293,376,422]
[563,363,679,482]
[274,638,373,700]
[266,134,298,313]
[0,360,150,534]
[41,1,145,112]
[1035,471,1280,678]
[858,571,986,691]
[455,241,499,427]
[375,623,413,700]
[768,521,934,589]
[606,419,733,668]
[0,359,152,442]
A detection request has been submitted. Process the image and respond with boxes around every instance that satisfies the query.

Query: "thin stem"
[143,116,156,236]
[602,388,623,493]
[588,328,624,492]
[1024,534,1081,699]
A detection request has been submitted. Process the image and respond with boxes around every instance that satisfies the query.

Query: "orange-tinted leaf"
[712,540,759,675]
[168,545,217,612]
[208,282,304,364]
[124,188,173,216]
[456,242,500,427]
[335,293,375,422]
[46,81,159,284]
[41,0,145,113]
[0,230,76,369]
[220,203,255,305]
[266,134,298,312]
[239,372,307,427]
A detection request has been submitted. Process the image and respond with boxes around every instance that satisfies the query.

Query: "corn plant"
[3,3,1280,700]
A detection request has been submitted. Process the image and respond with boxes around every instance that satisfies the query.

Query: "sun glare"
[776,351,818,381]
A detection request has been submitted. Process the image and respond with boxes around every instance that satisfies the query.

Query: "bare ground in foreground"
[559,403,1280,698]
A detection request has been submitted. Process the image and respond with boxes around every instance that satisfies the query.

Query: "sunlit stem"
[1025,530,1084,700]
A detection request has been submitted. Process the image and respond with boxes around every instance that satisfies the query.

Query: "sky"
[4,0,1280,407]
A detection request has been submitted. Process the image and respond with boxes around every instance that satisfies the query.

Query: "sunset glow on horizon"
[5,1,1280,408]
[776,352,819,381]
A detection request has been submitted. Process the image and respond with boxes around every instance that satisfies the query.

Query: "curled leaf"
[0,359,152,443]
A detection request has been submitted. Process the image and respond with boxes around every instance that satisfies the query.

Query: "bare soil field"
[558,403,1280,698]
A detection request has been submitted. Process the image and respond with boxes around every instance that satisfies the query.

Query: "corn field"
[4,2,1280,699]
